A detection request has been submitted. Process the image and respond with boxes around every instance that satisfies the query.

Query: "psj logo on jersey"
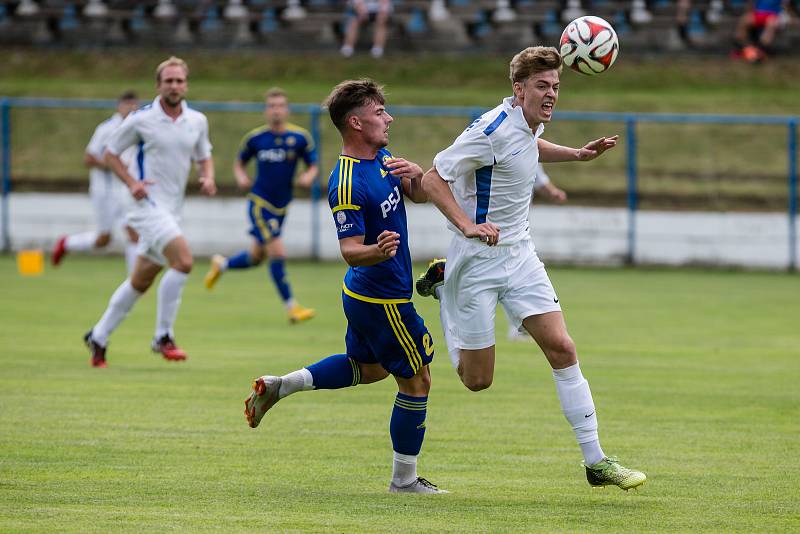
[381,186,401,218]
[257,148,286,162]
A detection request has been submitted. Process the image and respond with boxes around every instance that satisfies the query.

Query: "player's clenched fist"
[376,230,401,258]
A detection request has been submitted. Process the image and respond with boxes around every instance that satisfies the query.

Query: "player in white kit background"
[83,57,216,368]
[418,46,646,491]
[51,91,141,273]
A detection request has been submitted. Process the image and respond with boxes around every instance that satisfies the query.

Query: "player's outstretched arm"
[338,231,400,266]
[422,166,500,246]
[387,158,427,203]
[537,136,618,163]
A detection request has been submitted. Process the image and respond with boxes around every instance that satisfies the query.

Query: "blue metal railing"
[1,97,798,269]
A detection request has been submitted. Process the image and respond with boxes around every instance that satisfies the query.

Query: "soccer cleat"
[288,303,316,324]
[415,258,446,299]
[84,330,107,368]
[203,254,226,290]
[584,456,646,491]
[51,236,68,266]
[244,376,282,428]
[389,477,449,494]
[151,335,188,361]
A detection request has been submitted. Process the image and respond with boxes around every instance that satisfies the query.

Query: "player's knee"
[95,233,111,247]
[461,375,492,392]
[171,256,193,274]
[547,335,577,366]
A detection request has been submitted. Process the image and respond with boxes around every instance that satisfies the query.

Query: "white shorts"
[89,174,130,233]
[440,235,561,352]
[126,199,183,266]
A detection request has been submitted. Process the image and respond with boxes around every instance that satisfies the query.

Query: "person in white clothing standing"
[416,46,646,491]
[51,91,141,273]
[83,56,216,368]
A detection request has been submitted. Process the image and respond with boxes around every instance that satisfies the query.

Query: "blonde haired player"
[83,56,216,367]
[417,46,646,490]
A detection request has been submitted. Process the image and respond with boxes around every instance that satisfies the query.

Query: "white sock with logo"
[93,279,142,346]
[278,368,313,398]
[155,269,188,339]
[65,231,97,251]
[552,362,605,466]
[391,451,418,487]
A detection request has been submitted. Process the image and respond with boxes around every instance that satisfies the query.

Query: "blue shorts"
[247,195,286,244]
[342,292,434,379]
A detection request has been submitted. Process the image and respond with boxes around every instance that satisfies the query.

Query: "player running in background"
[51,91,141,273]
[83,56,216,368]
[203,88,318,324]
[244,79,447,494]
[416,46,646,491]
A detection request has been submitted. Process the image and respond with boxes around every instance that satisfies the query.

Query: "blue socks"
[390,393,427,456]
[269,259,292,303]
[226,251,254,270]
[306,354,360,389]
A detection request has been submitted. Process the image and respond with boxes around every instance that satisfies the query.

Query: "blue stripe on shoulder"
[482,111,508,136]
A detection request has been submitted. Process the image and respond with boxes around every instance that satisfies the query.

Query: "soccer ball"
[559,16,619,75]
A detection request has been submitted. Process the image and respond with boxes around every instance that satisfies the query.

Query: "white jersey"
[534,163,550,188]
[85,113,138,192]
[105,96,212,216]
[433,96,544,245]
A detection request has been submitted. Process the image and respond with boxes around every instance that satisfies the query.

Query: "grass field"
[2,50,800,209]
[1,255,798,532]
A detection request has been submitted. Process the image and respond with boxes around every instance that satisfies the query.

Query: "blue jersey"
[238,123,318,209]
[328,148,412,301]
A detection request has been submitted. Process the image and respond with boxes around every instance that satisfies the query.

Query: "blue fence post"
[1,98,10,253]
[788,119,798,272]
[625,116,638,265]
[310,106,322,261]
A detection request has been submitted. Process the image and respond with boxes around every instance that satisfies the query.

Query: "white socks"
[391,451,418,487]
[65,231,97,251]
[125,244,139,275]
[155,269,188,340]
[278,368,313,398]
[92,279,142,346]
[552,362,605,466]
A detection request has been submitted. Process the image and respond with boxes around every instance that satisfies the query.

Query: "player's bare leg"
[456,346,496,392]
[523,311,646,490]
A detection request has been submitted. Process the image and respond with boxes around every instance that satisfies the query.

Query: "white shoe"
[389,477,449,494]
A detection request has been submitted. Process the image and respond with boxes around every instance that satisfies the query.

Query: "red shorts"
[752,10,779,27]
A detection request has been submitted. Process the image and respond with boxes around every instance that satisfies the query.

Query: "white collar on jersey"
[502,96,546,139]
[152,95,188,122]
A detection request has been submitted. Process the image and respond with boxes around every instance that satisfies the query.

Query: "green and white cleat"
[415,258,446,299]
[389,477,449,494]
[244,376,282,429]
[584,457,646,491]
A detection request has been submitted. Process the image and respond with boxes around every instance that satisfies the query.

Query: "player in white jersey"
[83,57,216,368]
[418,46,646,491]
[51,91,141,273]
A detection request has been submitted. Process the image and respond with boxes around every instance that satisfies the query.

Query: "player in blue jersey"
[244,79,447,494]
[204,88,319,323]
